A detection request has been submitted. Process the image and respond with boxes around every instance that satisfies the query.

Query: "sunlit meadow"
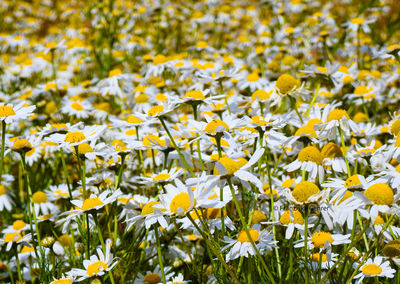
[0,0,400,283]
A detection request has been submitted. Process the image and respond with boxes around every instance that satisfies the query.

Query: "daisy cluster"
[0,0,400,283]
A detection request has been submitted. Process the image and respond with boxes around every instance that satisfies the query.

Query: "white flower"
[0,102,36,124]
[353,256,395,284]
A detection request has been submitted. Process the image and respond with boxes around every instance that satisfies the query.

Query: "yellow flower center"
[395,134,400,147]
[353,112,368,123]
[237,230,259,243]
[0,185,6,195]
[351,17,364,24]
[311,231,333,248]
[396,164,400,173]
[147,105,163,116]
[205,119,229,134]
[12,220,26,230]
[327,108,350,122]
[307,118,323,127]
[361,264,382,276]
[51,279,72,284]
[215,157,242,175]
[292,181,320,203]
[0,105,16,117]
[81,197,104,210]
[21,245,34,253]
[279,210,304,225]
[295,125,317,138]
[251,210,267,224]
[141,201,164,215]
[59,235,73,247]
[390,119,400,135]
[297,146,323,165]
[135,94,149,103]
[127,115,143,124]
[152,173,171,181]
[321,142,343,159]
[251,90,271,101]
[153,54,167,65]
[32,191,47,204]
[247,73,259,82]
[170,192,191,215]
[276,74,299,95]
[185,90,205,100]
[344,175,362,188]
[51,123,67,130]
[364,183,394,205]
[78,143,93,154]
[71,102,83,111]
[251,115,269,126]
[333,190,353,205]
[383,241,400,257]
[310,253,328,262]
[282,179,295,188]
[144,273,162,284]
[204,208,222,219]
[86,260,107,276]
[13,139,32,150]
[373,215,385,225]
[65,131,86,143]
[4,232,22,242]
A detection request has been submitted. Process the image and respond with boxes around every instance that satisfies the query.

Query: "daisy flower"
[284,146,325,183]
[353,256,395,284]
[0,102,36,124]
[294,230,351,250]
[284,181,329,206]
[222,224,277,262]
[32,190,60,215]
[61,98,93,119]
[125,198,168,230]
[0,184,14,211]
[67,239,118,282]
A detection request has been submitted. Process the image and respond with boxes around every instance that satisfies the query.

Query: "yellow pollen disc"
[316,66,327,73]
[383,241,400,257]
[396,164,400,173]
[276,74,299,95]
[215,157,241,175]
[144,273,162,284]
[54,189,69,198]
[4,232,22,242]
[59,235,73,247]
[351,17,364,24]
[321,142,343,159]
[81,197,104,210]
[361,264,382,276]
[135,94,149,103]
[251,210,267,224]
[51,123,67,130]
[185,90,205,100]
[279,210,304,225]
[251,115,269,126]
[311,231,333,248]
[247,73,260,82]
[282,179,295,188]
[109,68,122,77]
[252,90,271,101]
[127,115,143,124]
[125,129,136,136]
[292,181,320,203]
[344,175,361,188]
[13,139,32,150]
[391,119,400,136]
[152,173,171,181]
[153,54,167,65]
[141,201,164,215]
[353,112,368,123]
[32,191,48,204]
[170,192,191,214]
[297,146,323,165]
[147,105,163,116]
[12,220,26,230]
[364,183,394,205]
[333,190,353,205]
[71,102,83,111]
[373,215,385,225]
[327,108,350,122]
[395,135,400,147]
[0,185,6,195]
[205,119,229,134]
[310,253,328,262]
[78,143,93,154]
[0,105,16,117]
[64,131,85,143]
[51,279,71,284]
[21,245,34,253]
[86,260,107,276]
[307,118,323,127]
[204,208,222,219]
[295,125,317,138]
[237,230,259,243]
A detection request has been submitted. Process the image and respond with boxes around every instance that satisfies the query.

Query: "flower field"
[1,0,400,283]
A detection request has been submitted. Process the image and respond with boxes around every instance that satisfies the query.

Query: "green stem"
[154,225,166,284]
[304,205,309,283]
[227,178,276,284]
[0,121,6,179]
[305,82,320,116]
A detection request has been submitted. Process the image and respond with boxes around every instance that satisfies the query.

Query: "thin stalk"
[154,225,166,284]
[303,205,309,283]
[159,117,195,177]
[305,82,320,116]
[0,121,6,179]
